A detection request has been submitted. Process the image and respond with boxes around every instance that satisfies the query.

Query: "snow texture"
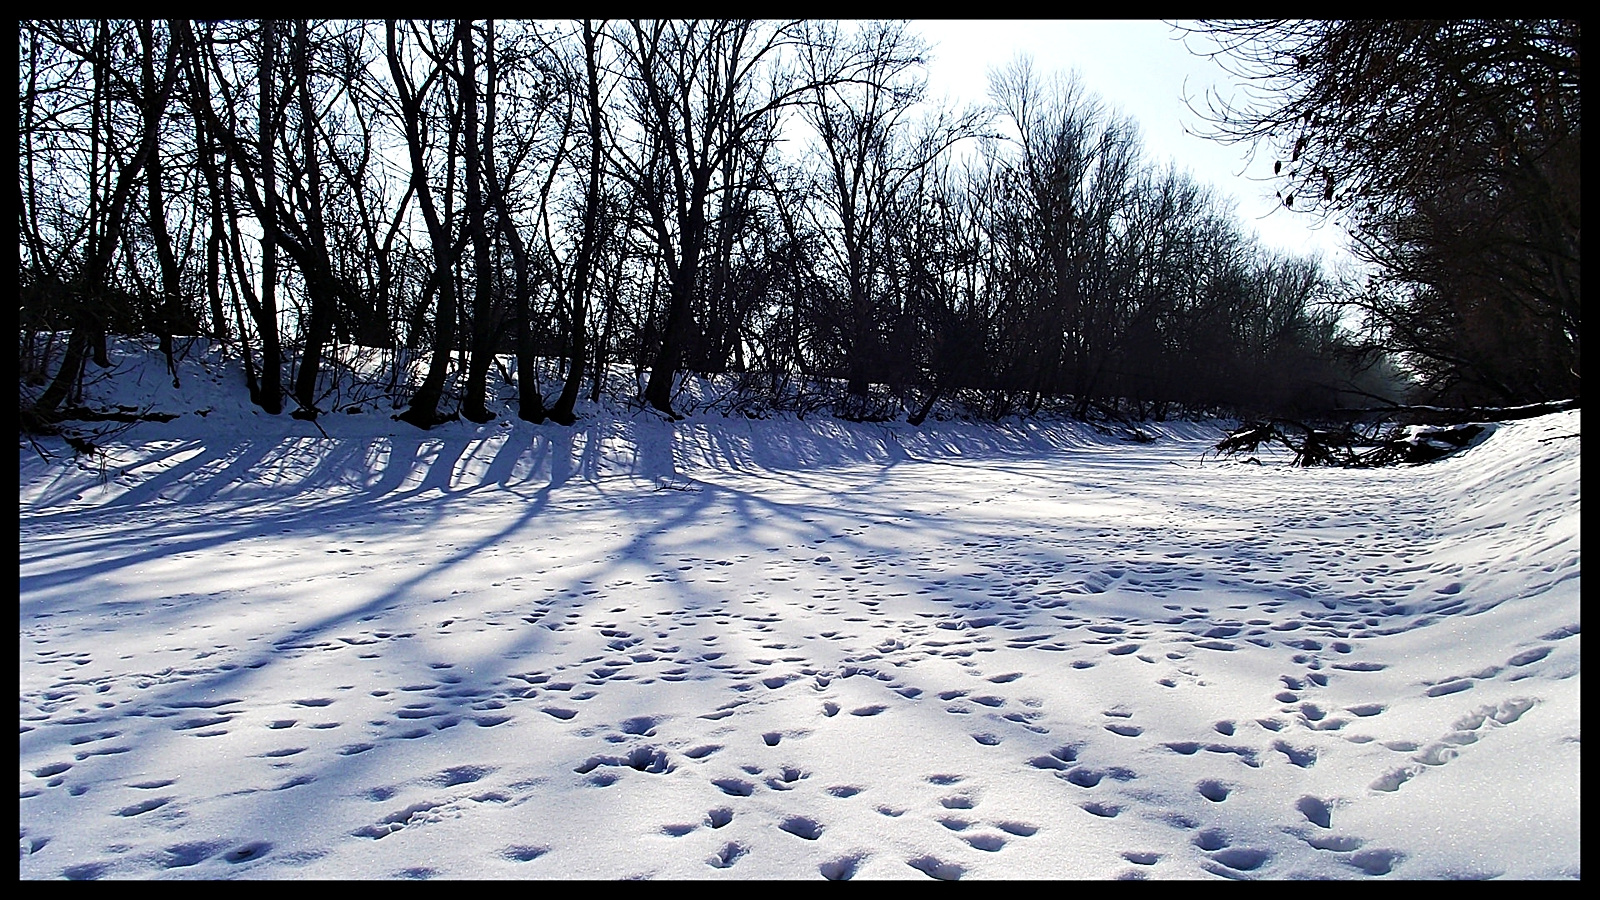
[19,340,1581,879]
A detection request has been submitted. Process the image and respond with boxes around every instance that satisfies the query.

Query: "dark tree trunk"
[137,22,183,386]
[256,20,284,414]
[288,20,336,420]
[388,20,461,430]
[460,21,496,424]
[550,20,607,426]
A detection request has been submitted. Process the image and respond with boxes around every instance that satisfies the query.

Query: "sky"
[17,339,1581,879]
[909,20,1357,270]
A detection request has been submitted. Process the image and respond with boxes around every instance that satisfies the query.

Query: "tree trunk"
[460,21,496,424]
[550,20,606,426]
[288,20,335,420]
[137,21,182,386]
[388,20,461,430]
[256,20,284,414]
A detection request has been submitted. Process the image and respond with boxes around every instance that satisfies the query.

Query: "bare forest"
[18,20,1579,430]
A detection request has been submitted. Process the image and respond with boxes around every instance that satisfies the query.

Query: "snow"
[20,339,1580,879]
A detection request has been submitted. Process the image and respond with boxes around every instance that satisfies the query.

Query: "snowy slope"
[19,340,1580,879]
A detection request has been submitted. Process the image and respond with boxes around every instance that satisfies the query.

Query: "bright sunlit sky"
[908,19,1356,270]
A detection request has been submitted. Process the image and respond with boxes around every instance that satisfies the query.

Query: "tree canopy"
[1182,19,1580,406]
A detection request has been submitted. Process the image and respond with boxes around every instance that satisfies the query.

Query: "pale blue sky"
[910,20,1355,269]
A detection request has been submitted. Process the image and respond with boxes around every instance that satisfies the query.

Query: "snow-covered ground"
[19,341,1580,879]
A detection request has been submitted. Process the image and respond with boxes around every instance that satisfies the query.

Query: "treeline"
[1185,20,1580,408]
[19,20,1379,429]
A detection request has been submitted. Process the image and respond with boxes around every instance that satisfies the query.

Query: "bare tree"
[612,19,828,417]
[29,21,157,420]
[1180,19,1580,404]
[387,19,466,429]
[799,21,986,415]
[546,19,611,425]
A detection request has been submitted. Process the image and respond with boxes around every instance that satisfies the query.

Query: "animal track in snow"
[712,777,754,797]
[707,841,747,869]
[765,766,807,790]
[1507,646,1550,667]
[158,840,229,868]
[223,841,272,863]
[1424,679,1474,698]
[1305,833,1363,852]
[779,815,823,840]
[819,853,864,880]
[1369,767,1416,792]
[1296,795,1333,828]
[1062,768,1103,788]
[1372,698,1535,792]
[1348,848,1404,876]
[115,796,172,816]
[1210,847,1271,872]
[908,855,965,880]
[965,832,1007,851]
[1273,740,1317,768]
[1122,851,1160,865]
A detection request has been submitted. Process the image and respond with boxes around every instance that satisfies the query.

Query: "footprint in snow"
[1123,851,1160,865]
[779,815,823,840]
[1425,679,1474,698]
[908,855,964,880]
[965,832,1007,851]
[223,841,273,863]
[707,842,747,869]
[116,796,172,817]
[819,854,864,881]
[1305,833,1363,852]
[712,777,754,797]
[1210,847,1272,872]
[1296,795,1333,828]
[1348,848,1404,876]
